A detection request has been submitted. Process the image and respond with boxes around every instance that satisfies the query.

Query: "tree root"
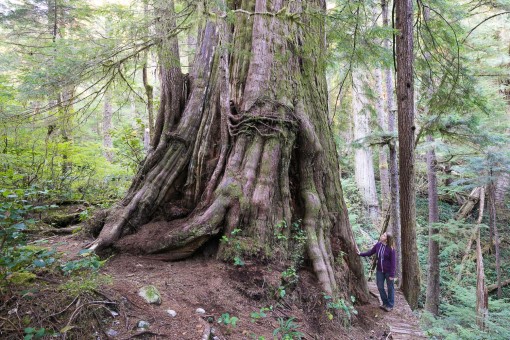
[112,195,230,259]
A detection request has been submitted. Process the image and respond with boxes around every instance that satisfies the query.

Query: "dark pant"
[376,271,394,308]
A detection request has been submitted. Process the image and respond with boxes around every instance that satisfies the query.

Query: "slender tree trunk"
[475,188,488,330]
[396,0,420,309]
[352,70,380,225]
[488,178,502,298]
[425,135,440,315]
[142,0,154,141]
[382,0,401,281]
[89,0,368,301]
[142,60,154,141]
[103,91,114,162]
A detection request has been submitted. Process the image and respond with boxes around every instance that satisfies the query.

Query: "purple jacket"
[360,242,396,277]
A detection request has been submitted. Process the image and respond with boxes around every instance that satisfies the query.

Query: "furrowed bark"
[396,0,420,309]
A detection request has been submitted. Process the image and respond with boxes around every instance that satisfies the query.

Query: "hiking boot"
[383,306,393,312]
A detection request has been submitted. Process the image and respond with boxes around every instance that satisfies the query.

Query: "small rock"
[166,309,177,317]
[137,320,150,329]
[196,308,206,314]
[110,310,119,317]
[138,285,161,305]
[106,329,118,337]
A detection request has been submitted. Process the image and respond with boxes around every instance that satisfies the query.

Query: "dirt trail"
[40,233,426,340]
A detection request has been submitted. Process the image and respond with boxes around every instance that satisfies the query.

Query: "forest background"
[0,0,509,339]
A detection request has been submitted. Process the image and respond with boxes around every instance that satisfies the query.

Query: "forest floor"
[2,229,425,340]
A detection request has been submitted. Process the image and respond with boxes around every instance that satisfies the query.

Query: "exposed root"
[113,195,231,259]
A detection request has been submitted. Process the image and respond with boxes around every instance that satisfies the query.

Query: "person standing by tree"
[358,232,397,311]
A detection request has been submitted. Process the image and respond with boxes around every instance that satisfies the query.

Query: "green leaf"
[13,223,26,230]
[33,259,45,267]
[24,327,35,334]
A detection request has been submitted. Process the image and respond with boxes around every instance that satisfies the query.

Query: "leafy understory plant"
[273,317,304,340]
[60,249,105,275]
[0,192,59,287]
[23,327,54,340]
[217,313,239,334]
[250,305,273,322]
[220,228,245,266]
[324,294,358,327]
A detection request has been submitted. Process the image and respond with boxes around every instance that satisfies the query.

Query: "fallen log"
[42,213,81,228]
[456,187,482,220]
[488,278,510,294]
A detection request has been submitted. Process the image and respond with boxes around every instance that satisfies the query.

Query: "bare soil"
[1,231,424,340]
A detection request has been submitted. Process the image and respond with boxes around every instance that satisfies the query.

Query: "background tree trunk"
[89,0,368,301]
[425,135,440,315]
[488,178,502,298]
[103,91,114,162]
[396,0,420,309]
[352,70,380,225]
[375,68,390,215]
[495,172,509,212]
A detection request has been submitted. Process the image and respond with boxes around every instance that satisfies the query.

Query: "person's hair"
[385,232,395,249]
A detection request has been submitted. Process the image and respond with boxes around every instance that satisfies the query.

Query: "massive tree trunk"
[352,70,380,225]
[89,0,368,299]
[425,135,440,315]
[395,0,420,309]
